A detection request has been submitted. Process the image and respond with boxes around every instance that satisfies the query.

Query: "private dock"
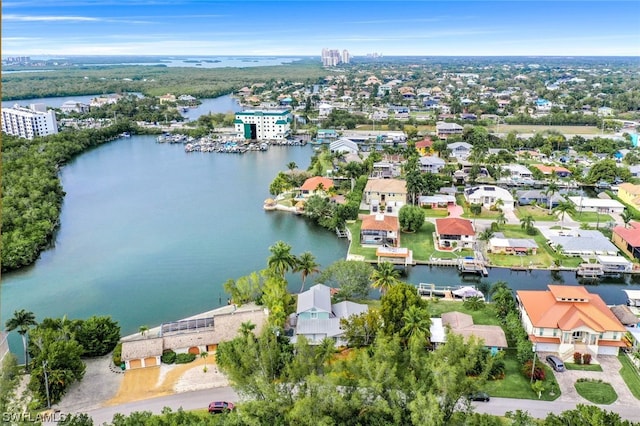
[458,257,488,276]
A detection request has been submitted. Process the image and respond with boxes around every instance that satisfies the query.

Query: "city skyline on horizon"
[2,1,639,57]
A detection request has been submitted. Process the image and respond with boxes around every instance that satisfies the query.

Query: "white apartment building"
[2,103,59,139]
[234,110,291,140]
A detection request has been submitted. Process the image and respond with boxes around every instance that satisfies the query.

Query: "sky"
[2,0,639,57]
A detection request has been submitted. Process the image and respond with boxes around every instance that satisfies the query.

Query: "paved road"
[82,387,639,424]
[85,388,239,425]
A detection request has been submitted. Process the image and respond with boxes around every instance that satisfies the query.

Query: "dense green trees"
[398,204,426,232]
[315,259,375,300]
[75,316,121,357]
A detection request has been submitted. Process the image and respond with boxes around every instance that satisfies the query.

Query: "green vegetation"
[574,378,618,404]
[515,205,558,221]
[175,353,197,364]
[484,350,559,401]
[565,362,603,371]
[428,300,502,327]
[571,211,614,223]
[2,60,327,100]
[161,350,177,364]
[618,353,640,400]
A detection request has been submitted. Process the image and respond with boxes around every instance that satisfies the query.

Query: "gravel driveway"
[54,354,124,413]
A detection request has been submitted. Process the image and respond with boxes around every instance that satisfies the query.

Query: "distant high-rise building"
[321,48,349,66]
[1,103,58,139]
[341,49,350,64]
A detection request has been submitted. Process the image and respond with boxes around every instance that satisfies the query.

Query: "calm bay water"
[3,95,640,359]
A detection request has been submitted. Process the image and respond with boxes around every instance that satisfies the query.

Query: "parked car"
[545,355,565,372]
[208,401,235,414]
[467,391,490,402]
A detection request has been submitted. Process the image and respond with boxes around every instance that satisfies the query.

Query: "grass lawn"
[347,221,471,262]
[565,363,603,372]
[487,225,556,268]
[570,211,614,223]
[456,195,504,220]
[515,205,558,222]
[421,208,450,218]
[574,379,617,404]
[493,124,602,135]
[483,350,560,401]
[427,300,502,326]
[618,353,640,400]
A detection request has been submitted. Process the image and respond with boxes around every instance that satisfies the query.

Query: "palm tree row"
[267,241,320,293]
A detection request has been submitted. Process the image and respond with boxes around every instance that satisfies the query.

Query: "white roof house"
[419,155,446,173]
[447,142,473,160]
[329,137,359,155]
[568,197,625,214]
[546,229,619,257]
[292,284,368,347]
[502,164,533,178]
[595,255,633,273]
[464,185,515,210]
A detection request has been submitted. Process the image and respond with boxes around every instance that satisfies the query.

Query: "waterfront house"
[121,307,267,369]
[371,161,397,179]
[447,142,473,160]
[532,164,571,178]
[435,217,475,249]
[363,178,407,208]
[159,93,176,105]
[568,196,625,214]
[419,155,446,174]
[516,189,565,208]
[436,122,464,139]
[290,284,368,346]
[617,183,640,208]
[60,101,90,114]
[517,285,627,359]
[464,185,515,210]
[595,255,633,273]
[360,214,400,246]
[612,221,640,261]
[430,312,508,351]
[317,128,338,142]
[488,237,538,255]
[544,229,619,257]
[329,138,359,155]
[300,176,334,197]
[502,164,534,179]
[418,194,456,209]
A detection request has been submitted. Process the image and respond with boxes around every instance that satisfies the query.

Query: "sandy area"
[106,356,228,406]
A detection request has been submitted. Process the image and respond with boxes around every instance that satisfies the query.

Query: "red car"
[208,401,234,414]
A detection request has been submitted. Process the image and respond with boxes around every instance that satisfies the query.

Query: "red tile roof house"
[612,221,640,262]
[517,285,627,361]
[360,214,400,247]
[300,176,334,198]
[435,218,475,250]
[532,164,571,178]
[415,137,433,155]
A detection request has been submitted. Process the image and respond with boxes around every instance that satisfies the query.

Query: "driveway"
[547,355,638,406]
[448,204,463,218]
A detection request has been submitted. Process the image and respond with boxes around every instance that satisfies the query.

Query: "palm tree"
[544,182,559,214]
[239,321,256,338]
[139,325,149,338]
[201,352,209,372]
[520,214,535,233]
[400,305,432,347]
[294,251,320,293]
[370,261,401,294]
[470,203,482,226]
[267,241,297,277]
[287,161,297,171]
[621,208,633,228]
[478,228,495,255]
[495,212,507,229]
[5,309,37,371]
[553,201,576,230]
[463,296,485,311]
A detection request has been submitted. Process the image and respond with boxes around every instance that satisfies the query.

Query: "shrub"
[574,352,582,365]
[583,353,592,365]
[522,360,546,381]
[161,350,176,364]
[175,353,197,364]
[112,342,122,367]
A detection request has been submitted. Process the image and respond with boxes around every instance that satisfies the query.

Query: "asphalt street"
[81,387,640,424]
